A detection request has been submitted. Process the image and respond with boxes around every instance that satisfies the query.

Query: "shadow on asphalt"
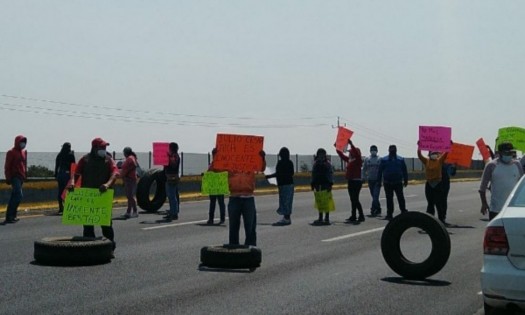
[197,265,255,274]
[381,277,451,287]
[29,260,112,268]
[195,223,226,227]
[445,224,475,229]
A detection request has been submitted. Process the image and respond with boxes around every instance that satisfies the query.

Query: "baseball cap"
[497,142,513,154]
[91,137,110,148]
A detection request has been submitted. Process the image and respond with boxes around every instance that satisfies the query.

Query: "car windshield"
[509,179,525,207]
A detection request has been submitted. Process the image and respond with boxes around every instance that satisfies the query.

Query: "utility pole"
[331,116,346,129]
[331,116,347,169]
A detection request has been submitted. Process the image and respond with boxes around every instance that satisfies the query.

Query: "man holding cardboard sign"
[67,137,119,254]
[212,133,266,246]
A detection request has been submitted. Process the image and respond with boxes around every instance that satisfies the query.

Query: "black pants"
[383,182,407,217]
[209,195,226,221]
[347,180,364,217]
[425,181,446,221]
[83,221,115,250]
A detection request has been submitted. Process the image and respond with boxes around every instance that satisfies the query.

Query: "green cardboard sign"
[497,127,525,152]
[314,190,335,212]
[62,188,114,226]
[201,171,230,196]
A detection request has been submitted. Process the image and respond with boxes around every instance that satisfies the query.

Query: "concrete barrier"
[0,170,482,213]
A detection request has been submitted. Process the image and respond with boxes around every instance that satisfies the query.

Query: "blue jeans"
[368,180,382,212]
[6,177,23,220]
[278,184,294,216]
[228,197,257,246]
[165,182,179,216]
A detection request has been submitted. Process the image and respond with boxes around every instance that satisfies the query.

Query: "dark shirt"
[55,152,76,177]
[311,159,333,189]
[75,153,118,188]
[272,159,294,186]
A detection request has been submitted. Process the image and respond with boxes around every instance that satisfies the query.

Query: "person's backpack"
[135,160,145,178]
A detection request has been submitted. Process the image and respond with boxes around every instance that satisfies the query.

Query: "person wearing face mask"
[68,137,119,254]
[3,135,27,224]
[417,142,450,225]
[479,142,523,221]
[362,145,382,217]
[335,140,364,222]
[377,145,408,220]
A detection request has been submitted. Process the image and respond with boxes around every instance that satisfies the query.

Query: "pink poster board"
[418,126,452,152]
[153,142,170,166]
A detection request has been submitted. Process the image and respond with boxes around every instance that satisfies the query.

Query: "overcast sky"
[1,1,524,158]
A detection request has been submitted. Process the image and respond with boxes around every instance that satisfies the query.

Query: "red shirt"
[337,145,363,180]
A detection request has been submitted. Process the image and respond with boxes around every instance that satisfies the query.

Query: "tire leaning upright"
[136,168,167,213]
[381,211,451,280]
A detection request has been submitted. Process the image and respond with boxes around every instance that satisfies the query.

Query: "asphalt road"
[0,181,494,315]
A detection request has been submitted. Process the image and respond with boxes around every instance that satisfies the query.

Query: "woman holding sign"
[206,149,226,225]
[417,141,449,226]
[335,140,365,223]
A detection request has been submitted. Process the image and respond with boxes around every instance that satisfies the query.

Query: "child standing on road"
[311,148,334,225]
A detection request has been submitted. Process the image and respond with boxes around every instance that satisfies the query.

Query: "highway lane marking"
[379,194,417,201]
[322,227,385,242]
[141,217,229,230]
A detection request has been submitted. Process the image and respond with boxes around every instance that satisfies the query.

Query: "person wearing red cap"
[3,135,27,224]
[68,137,119,253]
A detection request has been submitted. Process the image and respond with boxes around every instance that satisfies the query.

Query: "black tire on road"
[200,245,262,270]
[34,236,113,266]
[137,168,167,213]
[381,211,451,280]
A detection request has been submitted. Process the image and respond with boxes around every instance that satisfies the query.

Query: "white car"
[481,175,525,314]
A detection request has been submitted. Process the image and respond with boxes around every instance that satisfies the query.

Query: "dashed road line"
[141,218,229,230]
[322,227,385,242]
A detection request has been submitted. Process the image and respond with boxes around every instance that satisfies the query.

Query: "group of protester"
[3,134,525,256]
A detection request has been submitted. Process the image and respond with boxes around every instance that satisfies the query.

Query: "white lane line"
[142,219,209,230]
[379,194,417,201]
[322,227,385,242]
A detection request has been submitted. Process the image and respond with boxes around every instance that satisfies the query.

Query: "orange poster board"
[476,138,491,161]
[445,143,474,168]
[335,127,354,151]
[214,134,264,172]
